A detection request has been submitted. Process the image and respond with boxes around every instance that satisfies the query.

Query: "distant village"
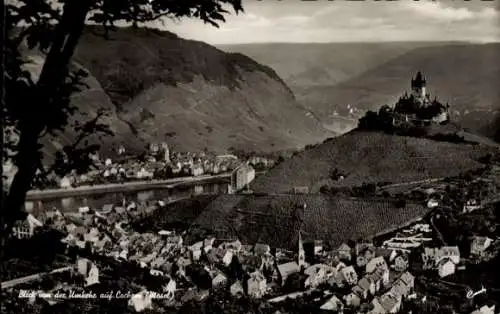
[17,143,276,190]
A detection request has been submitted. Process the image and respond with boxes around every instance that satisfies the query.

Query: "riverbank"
[26,173,232,200]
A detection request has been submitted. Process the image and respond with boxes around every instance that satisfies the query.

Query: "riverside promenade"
[26,173,232,200]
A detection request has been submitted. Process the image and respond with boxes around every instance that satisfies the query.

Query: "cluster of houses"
[9,193,499,314]
[50,144,276,189]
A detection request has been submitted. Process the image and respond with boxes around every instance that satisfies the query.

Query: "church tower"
[298,231,305,268]
[164,144,170,163]
[411,71,427,101]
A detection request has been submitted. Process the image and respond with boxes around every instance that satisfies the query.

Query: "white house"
[393,254,409,272]
[337,243,352,261]
[427,199,439,208]
[438,258,455,278]
[470,237,493,256]
[471,305,496,314]
[340,266,358,286]
[203,237,216,253]
[274,262,300,286]
[247,271,267,299]
[230,281,244,297]
[379,292,402,313]
[344,292,361,308]
[320,295,344,312]
[212,273,228,288]
[189,241,203,261]
[12,214,43,239]
[59,176,72,188]
[366,256,388,274]
[129,290,153,312]
[222,250,234,267]
[306,264,336,289]
[76,258,100,287]
[437,246,460,264]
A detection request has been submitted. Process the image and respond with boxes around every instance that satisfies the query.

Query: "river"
[24,182,230,216]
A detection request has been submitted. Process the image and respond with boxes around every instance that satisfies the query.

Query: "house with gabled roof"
[254,243,271,256]
[274,261,300,286]
[390,271,414,299]
[12,213,43,239]
[470,304,496,314]
[320,295,344,312]
[230,280,244,297]
[212,273,228,288]
[368,297,386,314]
[304,264,331,288]
[247,271,267,298]
[339,266,358,286]
[437,246,460,264]
[76,258,100,287]
[379,292,402,313]
[344,291,361,308]
[470,236,493,257]
[366,256,389,274]
[337,243,352,261]
[438,258,455,278]
[393,253,409,272]
[352,280,371,300]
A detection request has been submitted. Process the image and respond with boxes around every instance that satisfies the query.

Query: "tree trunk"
[1,0,7,247]
[2,0,91,239]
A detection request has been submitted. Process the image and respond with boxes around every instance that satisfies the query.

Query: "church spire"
[298,231,305,268]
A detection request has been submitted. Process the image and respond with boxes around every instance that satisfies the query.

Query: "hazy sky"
[159,0,500,44]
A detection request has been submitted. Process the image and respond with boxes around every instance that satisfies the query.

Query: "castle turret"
[411,71,427,101]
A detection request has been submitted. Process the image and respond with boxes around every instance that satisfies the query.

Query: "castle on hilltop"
[392,71,450,126]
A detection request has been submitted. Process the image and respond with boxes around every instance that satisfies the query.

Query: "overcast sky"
[159,0,500,44]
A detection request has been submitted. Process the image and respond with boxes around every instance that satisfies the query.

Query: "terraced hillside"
[185,194,431,250]
[132,195,218,232]
[250,131,496,194]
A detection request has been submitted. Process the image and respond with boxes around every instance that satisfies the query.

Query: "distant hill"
[219,42,451,89]
[250,131,497,195]
[69,26,333,154]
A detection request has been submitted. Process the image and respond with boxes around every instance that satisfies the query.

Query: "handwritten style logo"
[466,286,487,299]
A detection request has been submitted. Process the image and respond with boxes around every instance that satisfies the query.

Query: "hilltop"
[70,26,333,154]
[250,131,497,195]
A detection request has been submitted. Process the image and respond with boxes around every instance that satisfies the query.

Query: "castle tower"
[411,71,427,100]
[298,231,305,268]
